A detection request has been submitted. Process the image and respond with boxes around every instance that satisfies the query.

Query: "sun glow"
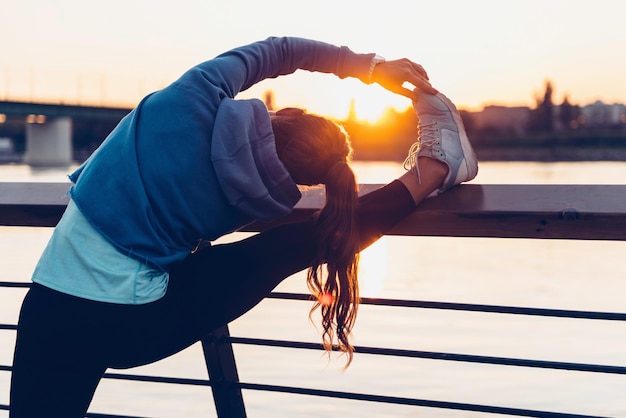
[349,100,389,124]
[343,82,413,124]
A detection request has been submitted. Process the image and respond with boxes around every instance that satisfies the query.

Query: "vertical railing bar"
[201,325,247,418]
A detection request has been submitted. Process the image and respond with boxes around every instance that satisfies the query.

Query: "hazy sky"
[2,0,625,120]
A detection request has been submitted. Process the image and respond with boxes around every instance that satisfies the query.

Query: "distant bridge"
[0,101,131,166]
[0,101,131,122]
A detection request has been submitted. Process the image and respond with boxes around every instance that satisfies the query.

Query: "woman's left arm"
[187,37,371,98]
[182,36,436,100]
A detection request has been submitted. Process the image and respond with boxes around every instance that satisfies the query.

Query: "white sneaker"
[404,90,478,193]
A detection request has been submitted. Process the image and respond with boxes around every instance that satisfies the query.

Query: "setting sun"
[349,99,389,124]
[344,83,413,124]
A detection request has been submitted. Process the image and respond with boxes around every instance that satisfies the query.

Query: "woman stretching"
[10,36,477,417]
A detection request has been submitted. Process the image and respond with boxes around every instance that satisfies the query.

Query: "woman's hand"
[371,58,438,99]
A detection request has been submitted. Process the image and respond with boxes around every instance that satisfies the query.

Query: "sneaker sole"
[435,92,479,184]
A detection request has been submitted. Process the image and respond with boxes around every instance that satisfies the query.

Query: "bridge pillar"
[23,117,73,167]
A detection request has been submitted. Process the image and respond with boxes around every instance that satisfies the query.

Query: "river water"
[1,160,625,417]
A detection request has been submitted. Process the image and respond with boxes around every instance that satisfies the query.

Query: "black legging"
[10,180,415,417]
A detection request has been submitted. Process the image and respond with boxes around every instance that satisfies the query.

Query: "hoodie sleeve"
[176,36,376,99]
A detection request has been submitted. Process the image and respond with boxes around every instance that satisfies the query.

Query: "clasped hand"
[371,58,438,99]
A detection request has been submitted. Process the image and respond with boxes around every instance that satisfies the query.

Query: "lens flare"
[319,292,333,306]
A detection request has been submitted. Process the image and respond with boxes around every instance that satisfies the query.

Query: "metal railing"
[1,181,625,417]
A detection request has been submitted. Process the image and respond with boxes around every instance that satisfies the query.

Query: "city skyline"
[2,78,622,126]
[3,0,626,121]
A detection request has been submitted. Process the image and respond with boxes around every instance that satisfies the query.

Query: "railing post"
[201,325,246,418]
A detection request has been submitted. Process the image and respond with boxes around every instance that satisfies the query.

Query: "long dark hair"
[271,108,360,366]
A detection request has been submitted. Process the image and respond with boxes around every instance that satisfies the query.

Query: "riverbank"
[3,146,626,167]
[474,146,626,162]
[353,146,626,163]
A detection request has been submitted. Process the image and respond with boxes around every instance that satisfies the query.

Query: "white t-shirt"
[32,200,169,304]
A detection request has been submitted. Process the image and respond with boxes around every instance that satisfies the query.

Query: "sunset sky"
[3,0,625,121]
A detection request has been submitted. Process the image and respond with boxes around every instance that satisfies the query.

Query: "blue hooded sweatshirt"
[67,37,375,272]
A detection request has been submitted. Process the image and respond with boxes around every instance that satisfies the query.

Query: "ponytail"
[272,108,361,367]
[307,161,360,367]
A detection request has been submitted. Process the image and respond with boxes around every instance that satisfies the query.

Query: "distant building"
[470,105,529,135]
[580,101,626,127]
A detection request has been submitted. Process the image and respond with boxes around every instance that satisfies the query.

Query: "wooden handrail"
[1,182,625,240]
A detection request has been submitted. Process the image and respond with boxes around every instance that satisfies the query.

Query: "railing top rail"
[1,182,625,240]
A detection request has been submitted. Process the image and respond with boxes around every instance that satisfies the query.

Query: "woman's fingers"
[373,58,438,97]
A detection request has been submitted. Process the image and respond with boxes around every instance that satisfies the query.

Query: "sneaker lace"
[402,122,438,183]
